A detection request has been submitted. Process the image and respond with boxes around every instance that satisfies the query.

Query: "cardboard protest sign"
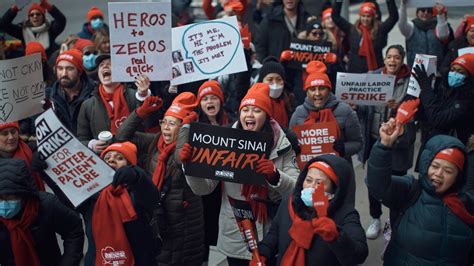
[184,122,272,185]
[292,122,339,169]
[287,38,332,69]
[35,109,114,207]
[406,0,472,7]
[407,54,437,97]
[335,72,395,106]
[458,47,474,56]
[0,53,44,123]
[228,196,261,256]
[108,2,172,82]
[171,16,247,85]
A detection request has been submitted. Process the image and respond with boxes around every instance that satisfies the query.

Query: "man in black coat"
[0,159,84,266]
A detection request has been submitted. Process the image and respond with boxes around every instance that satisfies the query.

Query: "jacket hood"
[291,154,352,219]
[418,135,467,195]
[0,159,39,197]
[303,93,339,112]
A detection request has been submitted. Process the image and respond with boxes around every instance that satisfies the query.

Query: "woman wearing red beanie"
[331,0,398,73]
[256,155,368,265]
[414,53,474,144]
[197,80,229,126]
[367,120,474,265]
[1,0,66,57]
[180,83,299,265]
[115,92,205,265]
[441,15,474,73]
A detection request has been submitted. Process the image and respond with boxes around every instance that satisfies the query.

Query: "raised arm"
[378,0,399,37]
[0,5,23,41]
[397,0,414,38]
[332,0,353,35]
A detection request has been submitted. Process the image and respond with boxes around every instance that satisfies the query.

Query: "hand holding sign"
[312,183,329,217]
[396,98,420,126]
[256,158,279,185]
[280,50,294,62]
[136,96,163,119]
[240,24,251,49]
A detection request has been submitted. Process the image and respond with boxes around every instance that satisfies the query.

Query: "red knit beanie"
[239,83,273,116]
[29,3,45,15]
[165,92,197,120]
[359,2,376,17]
[56,49,84,73]
[25,41,47,62]
[434,148,465,171]
[304,61,332,91]
[451,53,474,76]
[101,141,137,166]
[322,8,332,21]
[87,7,104,23]
[73,39,95,52]
[309,161,339,185]
[465,16,474,33]
[197,80,224,103]
[0,122,20,132]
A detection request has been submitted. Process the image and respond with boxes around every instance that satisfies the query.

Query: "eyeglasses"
[159,119,180,127]
[83,51,98,56]
[29,12,42,17]
[311,31,324,37]
[418,8,432,13]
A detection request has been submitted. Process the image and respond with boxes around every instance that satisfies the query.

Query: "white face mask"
[269,83,284,99]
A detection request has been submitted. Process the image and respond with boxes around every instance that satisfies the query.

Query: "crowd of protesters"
[0,0,474,265]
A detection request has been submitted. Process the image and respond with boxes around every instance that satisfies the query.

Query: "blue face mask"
[300,187,315,207]
[0,199,22,219]
[90,18,104,30]
[448,71,466,88]
[83,54,97,70]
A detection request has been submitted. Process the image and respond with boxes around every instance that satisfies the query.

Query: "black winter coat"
[0,6,66,56]
[441,37,472,74]
[0,159,84,266]
[332,0,398,73]
[258,155,368,265]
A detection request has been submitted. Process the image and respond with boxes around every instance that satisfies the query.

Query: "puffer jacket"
[115,111,204,266]
[258,155,368,265]
[77,85,141,145]
[0,5,66,56]
[45,74,96,136]
[367,135,474,265]
[332,0,398,73]
[0,159,84,266]
[181,120,300,260]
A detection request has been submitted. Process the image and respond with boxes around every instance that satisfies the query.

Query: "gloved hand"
[413,64,434,91]
[136,96,163,119]
[249,255,266,266]
[182,111,198,125]
[324,52,337,64]
[32,151,48,172]
[332,139,345,157]
[256,158,279,185]
[312,184,329,217]
[11,4,19,12]
[312,217,339,242]
[280,50,294,62]
[395,98,420,126]
[40,0,53,12]
[41,98,52,110]
[112,166,142,188]
[179,143,193,163]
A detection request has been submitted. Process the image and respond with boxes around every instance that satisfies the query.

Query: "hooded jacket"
[258,155,368,265]
[45,74,96,136]
[0,159,84,266]
[77,22,109,40]
[367,135,474,265]
[181,120,300,260]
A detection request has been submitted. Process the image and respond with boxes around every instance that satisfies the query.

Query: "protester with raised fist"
[0,159,84,266]
[77,54,151,153]
[332,0,398,73]
[367,119,474,265]
[180,83,299,265]
[257,155,367,265]
[356,45,416,239]
[0,0,66,57]
[116,92,205,265]
[415,53,474,144]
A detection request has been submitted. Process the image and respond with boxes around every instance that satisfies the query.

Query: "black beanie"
[258,56,286,82]
[305,18,323,33]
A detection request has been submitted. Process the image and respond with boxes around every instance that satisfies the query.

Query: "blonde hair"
[92,28,110,53]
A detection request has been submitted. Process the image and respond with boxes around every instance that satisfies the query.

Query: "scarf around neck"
[14,141,45,191]
[99,84,130,135]
[152,135,176,190]
[358,24,378,71]
[412,18,437,32]
[23,21,50,50]
[443,193,474,225]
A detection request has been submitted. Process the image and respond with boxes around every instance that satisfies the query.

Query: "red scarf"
[92,185,137,266]
[382,64,411,83]
[304,108,341,139]
[281,198,315,266]
[99,84,130,134]
[358,25,378,71]
[0,199,40,266]
[443,193,474,225]
[152,135,176,190]
[14,141,45,191]
[272,98,289,128]
[241,183,269,224]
